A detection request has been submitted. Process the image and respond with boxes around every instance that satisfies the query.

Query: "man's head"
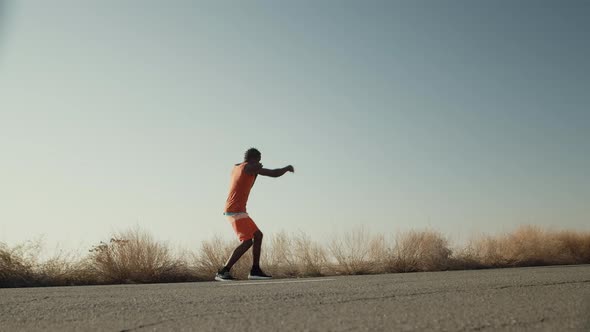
[244,148,261,163]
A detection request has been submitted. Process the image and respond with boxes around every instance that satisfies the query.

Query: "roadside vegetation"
[1,225,589,288]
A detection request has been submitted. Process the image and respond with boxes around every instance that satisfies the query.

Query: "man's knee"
[240,238,254,247]
[253,230,263,241]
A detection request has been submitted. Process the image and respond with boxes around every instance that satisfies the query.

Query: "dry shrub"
[329,228,381,274]
[2,225,590,288]
[292,232,327,277]
[554,230,590,263]
[87,228,190,284]
[459,226,590,268]
[0,240,87,287]
[0,241,36,287]
[367,234,389,273]
[36,251,93,286]
[263,231,299,277]
[504,225,561,265]
[264,231,328,277]
[387,230,452,272]
[457,234,511,269]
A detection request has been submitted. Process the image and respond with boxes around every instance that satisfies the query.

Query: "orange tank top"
[224,162,257,213]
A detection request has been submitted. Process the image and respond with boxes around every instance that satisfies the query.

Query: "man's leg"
[222,239,253,272]
[252,230,263,269]
[249,230,271,279]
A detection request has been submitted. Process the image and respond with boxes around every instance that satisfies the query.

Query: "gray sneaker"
[215,270,236,281]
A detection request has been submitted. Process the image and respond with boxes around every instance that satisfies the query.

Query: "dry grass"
[387,230,452,273]
[264,231,327,277]
[0,239,87,287]
[86,227,197,284]
[456,225,590,268]
[329,227,379,274]
[327,229,453,274]
[0,241,36,287]
[1,225,589,288]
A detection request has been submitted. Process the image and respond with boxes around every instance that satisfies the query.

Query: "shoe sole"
[248,275,272,280]
[214,276,235,281]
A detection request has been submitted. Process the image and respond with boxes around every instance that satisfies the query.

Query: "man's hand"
[286,165,295,173]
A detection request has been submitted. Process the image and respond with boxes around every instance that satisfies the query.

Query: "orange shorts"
[226,213,260,242]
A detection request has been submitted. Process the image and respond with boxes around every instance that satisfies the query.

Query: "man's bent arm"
[258,166,294,178]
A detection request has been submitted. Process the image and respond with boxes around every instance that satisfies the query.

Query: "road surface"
[1,265,589,331]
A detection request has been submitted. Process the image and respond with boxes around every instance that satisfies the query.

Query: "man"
[215,148,295,281]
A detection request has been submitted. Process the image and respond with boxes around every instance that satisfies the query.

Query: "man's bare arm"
[258,165,295,178]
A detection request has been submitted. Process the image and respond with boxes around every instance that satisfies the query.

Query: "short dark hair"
[244,148,261,161]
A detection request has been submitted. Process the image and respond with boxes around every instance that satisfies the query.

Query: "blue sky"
[1,1,589,251]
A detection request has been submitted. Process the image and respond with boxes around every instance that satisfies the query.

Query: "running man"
[215,148,295,281]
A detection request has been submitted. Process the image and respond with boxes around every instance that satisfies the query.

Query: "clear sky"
[1,1,589,251]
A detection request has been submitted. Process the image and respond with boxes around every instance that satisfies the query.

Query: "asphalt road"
[1,265,589,331]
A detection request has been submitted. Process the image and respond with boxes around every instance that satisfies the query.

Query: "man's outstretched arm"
[258,165,295,178]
